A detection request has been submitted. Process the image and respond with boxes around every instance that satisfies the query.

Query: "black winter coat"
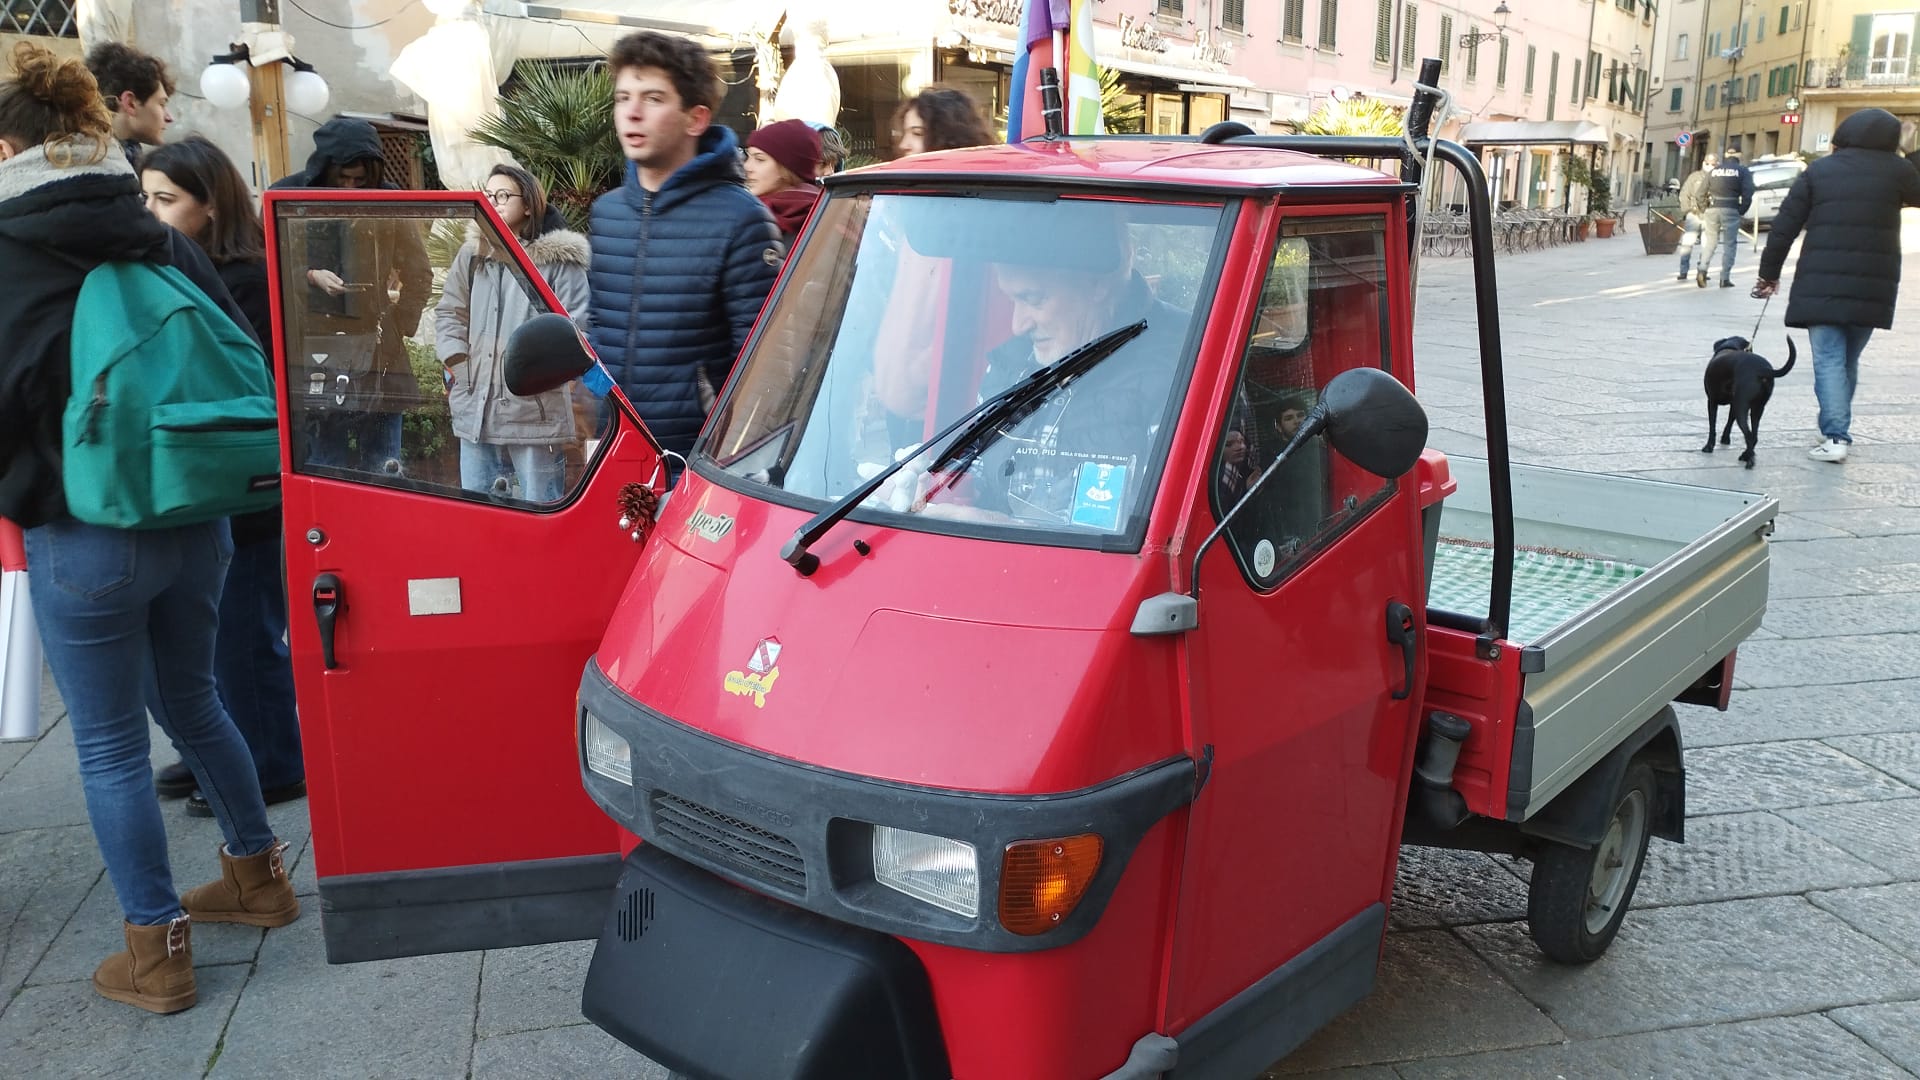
[216,256,283,545]
[0,145,255,529]
[587,125,782,456]
[1759,109,1920,330]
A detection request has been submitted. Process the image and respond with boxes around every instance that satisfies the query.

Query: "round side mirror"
[504,313,595,396]
[1319,368,1429,480]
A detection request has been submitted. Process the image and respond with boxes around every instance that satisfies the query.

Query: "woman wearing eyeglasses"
[435,163,591,502]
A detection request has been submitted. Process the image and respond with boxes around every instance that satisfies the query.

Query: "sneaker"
[1808,439,1849,463]
[1720,279,1736,288]
[1696,271,1708,288]
[1677,270,1689,281]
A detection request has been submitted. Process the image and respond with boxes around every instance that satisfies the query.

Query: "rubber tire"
[1526,760,1656,965]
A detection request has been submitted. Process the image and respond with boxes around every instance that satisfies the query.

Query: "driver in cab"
[878,216,1191,529]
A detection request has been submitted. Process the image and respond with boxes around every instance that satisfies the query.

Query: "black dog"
[1702,335,1796,468]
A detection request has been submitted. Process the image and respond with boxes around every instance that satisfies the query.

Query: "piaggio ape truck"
[265,72,1773,1080]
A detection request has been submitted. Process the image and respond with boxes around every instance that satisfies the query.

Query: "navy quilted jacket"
[588,125,781,455]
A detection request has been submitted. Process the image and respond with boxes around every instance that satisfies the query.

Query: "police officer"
[1695,146,1754,288]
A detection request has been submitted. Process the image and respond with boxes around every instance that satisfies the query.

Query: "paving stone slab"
[28,871,264,987]
[1830,1001,1920,1075]
[288,832,317,898]
[0,739,30,783]
[1457,896,1920,1038]
[1631,811,1891,908]
[1781,798,1920,879]
[1848,482,1920,506]
[1679,680,1920,747]
[1797,506,1920,536]
[1730,633,1920,688]
[1388,848,1531,930]
[1269,931,1563,1073]
[0,825,102,1007]
[1827,731,1920,788]
[471,1023,669,1079]
[1761,566,1870,600]
[1686,741,1916,815]
[1804,561,1920,594]
[211,913,482,1080]
[1393,1014,1910,1080]
[0,720,89,834]
[478,939,594,1038]
[1765,513,1858,542]
[1809,881,1920,964]
[1764,534,1920,570]
[0,963,246,1078]
[1762,592,1920,639]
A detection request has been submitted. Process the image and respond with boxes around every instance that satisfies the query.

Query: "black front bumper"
[584,843,950,1080]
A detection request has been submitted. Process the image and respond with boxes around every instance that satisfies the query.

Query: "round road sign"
[1676,131,1693,147]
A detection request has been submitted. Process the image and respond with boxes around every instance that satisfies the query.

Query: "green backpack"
[63,261,281,529]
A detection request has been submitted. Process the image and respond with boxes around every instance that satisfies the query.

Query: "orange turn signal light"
[999,834,1104,936]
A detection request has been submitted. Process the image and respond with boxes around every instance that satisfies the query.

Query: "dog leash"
[1750,291,1773,341]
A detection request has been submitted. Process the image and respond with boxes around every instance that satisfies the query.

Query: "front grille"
[650,792,806,894]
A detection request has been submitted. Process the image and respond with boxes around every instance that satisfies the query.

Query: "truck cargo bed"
[1429,457,1776,819]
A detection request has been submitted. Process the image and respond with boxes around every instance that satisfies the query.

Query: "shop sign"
[1192,28,1234,67]
[1118,13,1170,54]
[949,0,1023,25]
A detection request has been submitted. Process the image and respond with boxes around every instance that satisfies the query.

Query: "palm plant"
[1300,97,1406,137]
[1100,67,1145,134]
[470,62,622,230]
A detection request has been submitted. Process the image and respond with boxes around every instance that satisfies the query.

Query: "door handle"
[313,574,344,670]
[1385,601,1417,701]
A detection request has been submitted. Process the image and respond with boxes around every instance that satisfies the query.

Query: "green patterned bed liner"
[1429,537,1650,645]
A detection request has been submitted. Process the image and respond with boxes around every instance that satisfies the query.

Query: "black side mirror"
[1317,367,1429,480]
[504,313,594,396]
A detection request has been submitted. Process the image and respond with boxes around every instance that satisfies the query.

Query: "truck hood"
[593,477,1186,794]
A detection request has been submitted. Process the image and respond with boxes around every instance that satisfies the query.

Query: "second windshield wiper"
[779,319,1149,575]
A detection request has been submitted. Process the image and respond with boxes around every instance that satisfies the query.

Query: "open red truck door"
[264,190,664,962]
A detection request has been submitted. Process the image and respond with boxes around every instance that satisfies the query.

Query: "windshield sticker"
[686,508,735,542]
[1069,463,1127,531]
[1253,539,1277,578]
[725,638,783,708]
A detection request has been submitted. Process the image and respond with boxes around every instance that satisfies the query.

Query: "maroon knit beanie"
[747,119,822,184]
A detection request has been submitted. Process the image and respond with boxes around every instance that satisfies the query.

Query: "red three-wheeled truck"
[264,77,1773,1079]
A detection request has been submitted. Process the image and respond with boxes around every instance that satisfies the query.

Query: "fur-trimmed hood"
[470,222,590,269]
[0,141,170,265]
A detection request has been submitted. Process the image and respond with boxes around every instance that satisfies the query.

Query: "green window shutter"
[1547,51,1559,120]
[1320,0,1339,50]
[1669,85,1682,110]
[1374,0,1392,62]
[1779,5,1788,35]
[1498,35,1509,87]
[1402,4,1418,71]
[1525,44,1536,93]
[1439,15,1453,73]
[1572,58,1582,102]
[1851,15,1872,79]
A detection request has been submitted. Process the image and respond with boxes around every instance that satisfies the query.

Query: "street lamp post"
[197,0,330,188]
[1458,1,1511,50]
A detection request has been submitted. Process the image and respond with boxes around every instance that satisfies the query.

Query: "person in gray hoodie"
[1756,108,1920,462]
[436,164,592,502]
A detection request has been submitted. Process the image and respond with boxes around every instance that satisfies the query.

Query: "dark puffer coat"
[587,125,781,456]
[1759,109,1920,330]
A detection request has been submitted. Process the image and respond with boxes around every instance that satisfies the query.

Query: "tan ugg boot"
[181,839,300,928]
[92,915,196,1014]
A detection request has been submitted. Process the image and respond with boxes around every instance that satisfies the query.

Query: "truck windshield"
[701,192,1223,545]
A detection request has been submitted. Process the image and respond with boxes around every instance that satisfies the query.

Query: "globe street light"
[1458,1,1511,50]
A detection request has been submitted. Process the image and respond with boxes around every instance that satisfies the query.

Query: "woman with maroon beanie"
[744,118,822,247]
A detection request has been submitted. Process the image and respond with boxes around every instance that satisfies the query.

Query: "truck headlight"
[583,713,632,786]
[872,826,978,918]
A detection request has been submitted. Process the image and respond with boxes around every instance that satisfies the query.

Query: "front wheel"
[1526,760,1655,964]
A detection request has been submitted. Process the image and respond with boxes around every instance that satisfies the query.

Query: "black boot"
[154,761,196,799]
[184,780,307,818]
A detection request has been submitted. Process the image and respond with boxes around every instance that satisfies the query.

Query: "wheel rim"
[1584,788,1649,935]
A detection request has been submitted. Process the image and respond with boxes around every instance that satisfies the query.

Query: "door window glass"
[1213,214,1395,588]
[271,199,612,506]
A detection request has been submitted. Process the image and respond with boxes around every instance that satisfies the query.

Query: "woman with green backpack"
[0,43,298,1015]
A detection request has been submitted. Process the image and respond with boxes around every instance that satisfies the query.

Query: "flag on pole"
[1066,0,1105,135]
[1007,0,1070,142]
[0,518,41,743]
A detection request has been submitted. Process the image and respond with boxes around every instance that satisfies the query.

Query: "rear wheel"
[1527,760,1655,964]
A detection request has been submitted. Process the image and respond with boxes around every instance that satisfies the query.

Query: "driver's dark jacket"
[962,278,1190,523]
[1706,161,1754,215]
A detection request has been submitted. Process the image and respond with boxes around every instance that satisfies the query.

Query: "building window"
[1284,0,1305,42]
[1497,35,1509,87]
[1588,50,1602,98]
[1223,0,1245,31]
[1547,51,1559,119]
[1572,58,1582,103]
[1635,69,1647,109]
[1157,0,1183,15]
[1466,23,1479,80]
[1705,83,1717,109]
[1373,0,1392,62]
[3,0,77,36]
[1669,85,1683,110]
[1746,72,1759,99]
[1675,33,1689,60]
[1439,15,1454,74]
[1319,0,1339,48]
[1525,44,1536,93]
[1708,31,1721,57]
[1755,15,1764,40]
[1402,4,1418,71]
[1869,13,1915,79]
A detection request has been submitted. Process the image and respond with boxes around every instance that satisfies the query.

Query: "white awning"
[1458,120,1610,146]
[1104,54,1254,91]
[483,0,779,38]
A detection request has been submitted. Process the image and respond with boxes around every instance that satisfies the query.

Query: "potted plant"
[1561,152,1596,240]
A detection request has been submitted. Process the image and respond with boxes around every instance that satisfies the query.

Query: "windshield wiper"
[779,319,1148,575]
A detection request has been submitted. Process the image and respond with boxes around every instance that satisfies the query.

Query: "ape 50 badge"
[723,637,782,708]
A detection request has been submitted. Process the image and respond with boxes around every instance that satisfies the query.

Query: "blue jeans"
[1808,325,1874,443]
[212,534,304,789]
[458,440,566,503]
[26,519,275,926]
[1697,207,1742,281]
[299,411,404,476]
